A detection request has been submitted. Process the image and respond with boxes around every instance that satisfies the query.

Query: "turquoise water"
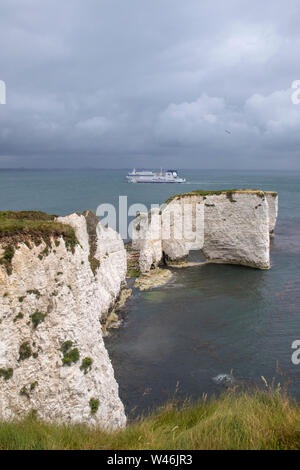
[1,169,300,415]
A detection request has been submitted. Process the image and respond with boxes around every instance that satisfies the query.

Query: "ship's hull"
[126,169,186,183]
[128,179,185,183]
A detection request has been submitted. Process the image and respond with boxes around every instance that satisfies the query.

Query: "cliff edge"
[0,210,126,429]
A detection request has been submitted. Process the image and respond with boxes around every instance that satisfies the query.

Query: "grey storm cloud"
[0,0,300,168]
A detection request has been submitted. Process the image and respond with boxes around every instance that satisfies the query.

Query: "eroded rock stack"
[132,190,278,272]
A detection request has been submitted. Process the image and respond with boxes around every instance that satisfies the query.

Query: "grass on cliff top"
[0,211,56,234]
[165,189,277,205]
[0,388,299,450]
[0,211,77,246]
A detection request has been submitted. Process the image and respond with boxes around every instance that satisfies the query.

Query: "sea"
[0,168,299,417]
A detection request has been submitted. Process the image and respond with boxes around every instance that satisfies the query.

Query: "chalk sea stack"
[132,190,278,273]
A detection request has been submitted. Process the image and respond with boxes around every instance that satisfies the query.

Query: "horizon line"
[0,167,298,172]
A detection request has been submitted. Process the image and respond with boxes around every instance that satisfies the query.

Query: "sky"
[0,0,300,169]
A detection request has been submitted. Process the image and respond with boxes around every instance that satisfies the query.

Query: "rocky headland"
[0,210,126,429]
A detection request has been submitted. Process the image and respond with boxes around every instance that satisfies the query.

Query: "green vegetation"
[30,381,38,392]
[62,348,79,366]
[89,398,99,415]
[20,383,38,398]
[0,389,299,449]
[13,312,24,322]
[83,210,100,275]
[0,211,78,254]
[60,341,73,354]
[18,342,32,362]
[30,310,47,329]
[20,386,30,399]
[165,189,268,205]
[0,368,13,381]
[39,247,49,259]
[0,246,15,274]
[127,267,141,278]
[80,357,93,375]
[26,289,41,299]
[60,341,80,367]
[126,243,141,278]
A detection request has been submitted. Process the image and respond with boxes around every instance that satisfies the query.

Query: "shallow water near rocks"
[1,168,300,417]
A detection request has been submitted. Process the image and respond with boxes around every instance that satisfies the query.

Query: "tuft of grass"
[30,310,47,329]
[60,341,80,367]
[0,368,13,381]
[60,341,73,354]
[0,389,299,450]
[13,312,24,322]
[0,246,15,274]
[26,289,41,299]
[89,398,99,415]
[80,357,93,375]
[18,342,32,362]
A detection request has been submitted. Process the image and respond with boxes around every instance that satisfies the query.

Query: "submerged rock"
[134,268,173,291]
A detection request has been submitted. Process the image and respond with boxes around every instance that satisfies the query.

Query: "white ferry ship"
[126,169,186,183]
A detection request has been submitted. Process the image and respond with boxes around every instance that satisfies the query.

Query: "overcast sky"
[0,0,300,169]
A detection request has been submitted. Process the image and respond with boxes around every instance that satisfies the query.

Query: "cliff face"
[265,192,278,236]
[201,192,270,268]
[133,190,278,272]
[0,212,126,429]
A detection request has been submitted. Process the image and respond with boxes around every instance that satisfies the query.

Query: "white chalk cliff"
[133,190,278,272]
[0,211,126,429]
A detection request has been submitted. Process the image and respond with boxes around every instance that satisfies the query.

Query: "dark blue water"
[1,169,300,415]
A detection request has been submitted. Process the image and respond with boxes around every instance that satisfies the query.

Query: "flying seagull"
[225,129,231,134]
